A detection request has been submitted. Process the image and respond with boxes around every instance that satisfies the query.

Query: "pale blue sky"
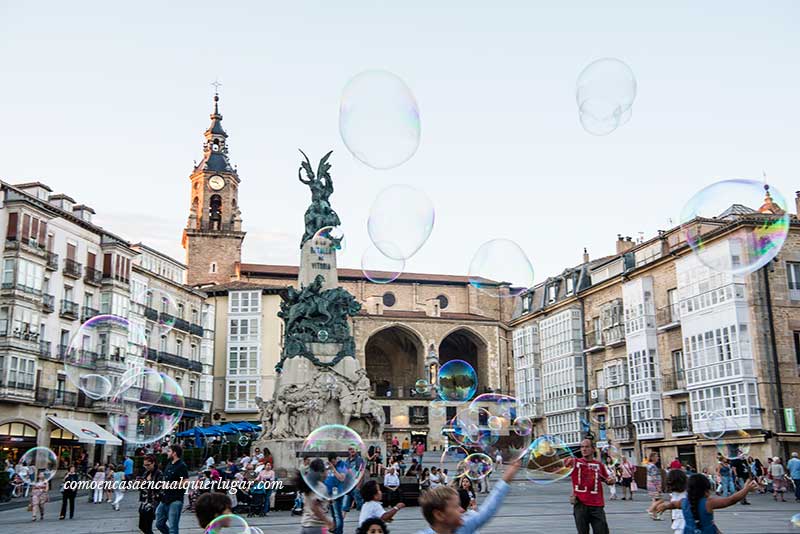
[1,1,798,283]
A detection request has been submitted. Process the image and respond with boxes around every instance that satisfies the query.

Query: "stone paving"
[0,478,797,533]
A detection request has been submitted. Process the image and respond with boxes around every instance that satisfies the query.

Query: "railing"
[144,307,159,321]
[656,303,681,328]
[184,397,205,411]
[81,306,100,322]
[46,251,59,270]
[42,294,55,313]
[97,347,125,363]
[159,312,175,325]
[157,350,191,369]
[189,360,203,373]
[1,282,43,296]
[583,330,604,351]
[60,299,79,318]
[84,266,103,285]
[5,237,46,256]
[672,414,692,434]
[190,324,205,337]
[8,326,39,342]
[372,384,435,399]
[36,388,78,407]
[39,340,52,358]
[63,258,82,278]
[174,318,191,333]
[662,370,686,391]
[1,380,35,390]
[603,324,625,345]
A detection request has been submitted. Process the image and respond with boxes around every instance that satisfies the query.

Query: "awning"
[48,417,122,446]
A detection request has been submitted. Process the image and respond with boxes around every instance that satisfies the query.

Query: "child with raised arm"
[655,474,758,534]
[416,459,520,534]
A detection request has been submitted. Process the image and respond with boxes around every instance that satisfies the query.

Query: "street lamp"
[425,344,439,386]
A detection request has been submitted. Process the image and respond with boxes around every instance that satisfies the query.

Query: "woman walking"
[620,456,634,500]
[60,465,79,520]
[645,451,664,520]
[92,464,105,503]
[111,463,125,510]
[30,471,49,521]
[716,457,735,497]
[769,456,787,501]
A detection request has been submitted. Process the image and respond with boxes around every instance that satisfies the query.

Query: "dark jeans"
[60,491,76,518]
[794,479,800,501]
[342,487,363,512]
[573,501,610,534]
[155,500,183,534]
[263,489,273,513]
[139,506,156,534]
[331,496,344,534]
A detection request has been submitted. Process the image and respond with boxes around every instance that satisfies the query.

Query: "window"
[159,335,168,353]
[191,344,198,360]
[228,345,259,375]
[100,292,111,314]
[177,303,184,319]
[566,277,575,295]
[230,291,261,314]
[175,338,183,356]
[0,307,8,334]
[667,288,679,321]
[382,292,396,307]
[189,380,197,398]
[548,284,557,303]
[383,406,391,423]
[2,259,13,286]
[7,356,35,388]
[210,262,217,274]
[229,318,259,342]
[794,331,800,365]
[84,293,93,309]
[226,379,259,411]
[64,285,73,302]
[437,295,449,310]
[789,262,800,299]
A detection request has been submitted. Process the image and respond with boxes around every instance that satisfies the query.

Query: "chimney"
[583,247,590,264]
[795,191,800,218]
[615,234,635,254]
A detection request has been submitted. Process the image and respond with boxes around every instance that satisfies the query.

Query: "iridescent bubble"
[339,69,421,170]
[455,453,494,481]
[791,513,800,528]
[204,513,251,534]
[430,398,446,416]
[512,416,533,436]
[437,359,478,402]
[519,435,575,485]
[20,447,58,483]
[716,429,751,459]
[361,243,404,284]
[601,444,622,465]
[109,367,184,444]
[440,445,469,472]
[470,393,518,421]
[237,434,250,447]
[576,58,637,136]
[588,402,609,425]
[367,184,435,261]
[317,330,329,342]
[487,416,503,432]
[135,287,179,337]
[680,180,789,275]
[468,239,534,298]
[415,379,432,395]
[312,225,346,252]
[65,314,147,400]
[300,424,366,501]
[701,410,727,440]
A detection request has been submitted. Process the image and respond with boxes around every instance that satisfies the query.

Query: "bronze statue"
[298,150,341,247]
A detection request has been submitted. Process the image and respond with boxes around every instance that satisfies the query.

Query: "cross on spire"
[211,79,223,95]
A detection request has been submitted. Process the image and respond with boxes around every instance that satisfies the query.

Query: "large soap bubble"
[20,447,58,483]
[65,314,147,400]
[576,58,637,136]
[680,179,789,275]
[437,359,478,402]
[518,435,575,485]
[468,239,534,298]
[339,69,421,170]
[361,243,405,284]
[455,453,494,481]
[367,184,435,261]
[109,367,184,444]
[300,425,366,501]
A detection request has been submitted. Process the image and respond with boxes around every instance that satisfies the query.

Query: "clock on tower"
[182,92,246,286]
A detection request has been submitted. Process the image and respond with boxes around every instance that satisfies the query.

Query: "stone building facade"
[511,201,800,465]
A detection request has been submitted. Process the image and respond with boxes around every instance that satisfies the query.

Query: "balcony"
[35,388,78,407]
[157,350,191,369]
[81,306,100,323]
[63,258,82,279]
[372,382,436,399]
[38,340,54,360]
[42,294,55,313]
[5,237,47,258]
[603,325,625,347]
[190,324,204,337]
[45,251,59,271]
[174,317,191,333]
[0,379,36,401]
[662,371,687,396]
[60,299,79,320]
[583,330,604,353]
[7,326,40,344]
[184,397,205,411]
[84,266,103,286]
[671,414,692,435]
[97,346,126,364]
[159,312,175,326]
[189,360,203,373]
[657,304,681,331]
[679,283,746,317]
[0,281,43,297]
[144,307,159,322]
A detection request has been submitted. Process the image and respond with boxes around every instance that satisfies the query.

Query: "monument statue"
[254,151,384,470]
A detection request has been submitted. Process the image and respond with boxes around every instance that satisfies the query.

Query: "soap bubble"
[65,314,147,400]
[701,410,727,440]
[312,225,346,252]
[415,379,432,395]
[204,513,251,534]
[601,444,622,465]
[588,402,609,425]
[449,407,498,449]
[680,180,789,275]
[430,398,447,416]
[300,424,366,501]
[519,435,575,485]
[470,393,518,420]
[109,367,184,444]
[791,513,800,527]
[512,416,533,436]
[716,428,751,459]
[237,434,250,447]
[440,445,469,467]
[317,330,329,342]
[134,287,178,337]
[339,69,421,170]
[361,243,405,284]
[20,447,58,482]
[367,184,435,261]
[487,416,503,432]
[576,58,637,135]
[437,360,478,402]
[468,239,534,298]
[455,453,494,480]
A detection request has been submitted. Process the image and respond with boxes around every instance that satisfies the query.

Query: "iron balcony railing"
[583,330,604,351]
[656,303,681,328]
[36,388,78,407]
[42,294,55,313]
[672,414,692,433]
[662,370,687,391]
[39,340,52,359]
[144,307,159,321]
[84,266,103,285]
[189,360,203,373]
[81,306,100,322]
[63,258,82,278]
[60,299,79,319]
[190,324,204,337]
[46,251,59,270]
[157,350,191,369]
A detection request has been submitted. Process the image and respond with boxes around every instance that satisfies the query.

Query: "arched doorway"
[365,326,424,399]
[438,328,489,394]
[0,421,38,463]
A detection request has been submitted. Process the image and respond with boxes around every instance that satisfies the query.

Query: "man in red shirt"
[570,438,615,534]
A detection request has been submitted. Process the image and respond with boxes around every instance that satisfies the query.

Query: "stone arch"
[0,417,41,431]
[364,324,425,400]
[438,327,490,394]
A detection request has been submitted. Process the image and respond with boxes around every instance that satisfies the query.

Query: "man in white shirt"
[429,467,442,488]
[205,456,215,469]
[240,455,251,466]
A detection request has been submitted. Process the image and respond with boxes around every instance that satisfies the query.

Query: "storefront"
[47,416,122,465]
[0,421,38,463]
[50,427,85,470]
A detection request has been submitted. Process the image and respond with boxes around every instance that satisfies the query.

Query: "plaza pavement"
[0,477,797,534]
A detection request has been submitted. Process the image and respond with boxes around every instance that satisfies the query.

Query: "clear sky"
[1,1,798,284]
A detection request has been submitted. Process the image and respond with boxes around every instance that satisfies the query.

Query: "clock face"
[209,175,225,191]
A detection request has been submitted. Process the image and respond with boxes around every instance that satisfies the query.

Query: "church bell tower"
[182,92,245,286]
